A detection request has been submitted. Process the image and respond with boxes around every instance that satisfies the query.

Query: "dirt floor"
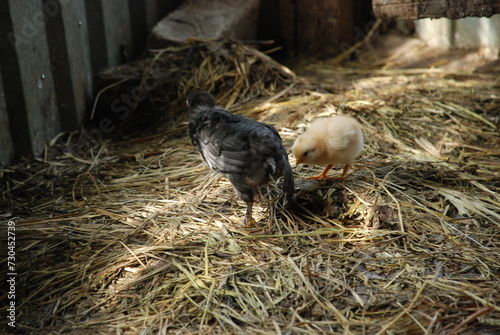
[1,31,499,334]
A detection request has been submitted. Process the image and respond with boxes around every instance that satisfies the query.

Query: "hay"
[1,38,499,334]
[92,39,295,135]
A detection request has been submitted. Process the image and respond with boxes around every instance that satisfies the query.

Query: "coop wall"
[1,0,499,167]
[415,14,500,58]
[0,0,181,165]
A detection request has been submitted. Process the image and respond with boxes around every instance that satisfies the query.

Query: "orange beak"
[295,157,304,167]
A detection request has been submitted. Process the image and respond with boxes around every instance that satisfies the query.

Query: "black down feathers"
[187,90,294,226]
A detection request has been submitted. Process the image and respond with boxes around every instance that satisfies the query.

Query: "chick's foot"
[245,216,257,228]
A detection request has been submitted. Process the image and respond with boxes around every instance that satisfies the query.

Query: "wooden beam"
[296,0,354,57]
[84,0,109,78]
[102,0,134,65]
[0,68,14,165]
[149,0,260,46]
[0,0,61,159]
[44,0,92,130]
[373,0,500,21]
[261,0,354,58]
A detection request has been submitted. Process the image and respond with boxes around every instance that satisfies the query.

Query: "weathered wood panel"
[259,0,354,58]
[0,69,13,165]
[278,0,299,55]
[296,0,354,57]
[373,0,500,20]
[130,0,182,55]
[144,0,179,29]
[44,0,92,130]
[102,0,134,65]
[0,0,60,159]
[150,0,260,47]
[84,1,108,76]
[0,0,179,165]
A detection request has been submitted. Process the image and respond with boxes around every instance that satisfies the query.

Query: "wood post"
[373,0,500,20]
[259,0,354,58]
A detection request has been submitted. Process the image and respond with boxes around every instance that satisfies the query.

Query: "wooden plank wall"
[373,0,500,20]
[0,0,180,165]
[258,0,354,59]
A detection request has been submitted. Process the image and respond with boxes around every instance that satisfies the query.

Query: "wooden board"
[0,0,60,158]
[0,0,179,165]
[44,0,92,130]
[259,0,354,58]
[373,0,500,20]
[0,68,13,165]
[296,0,354,57]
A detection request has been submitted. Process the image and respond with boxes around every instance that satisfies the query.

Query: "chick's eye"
[303,151,309,157]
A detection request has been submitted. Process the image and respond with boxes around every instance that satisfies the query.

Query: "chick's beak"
[295,157,304,167]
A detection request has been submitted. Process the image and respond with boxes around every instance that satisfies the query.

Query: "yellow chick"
[292,115,364,180]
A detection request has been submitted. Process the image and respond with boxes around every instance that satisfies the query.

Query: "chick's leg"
[230,180,256,227]
[307,164,334,180]
[323,164,351,180]
[337,164,351,180]
[307,164,352,180]
[244,201,257,228]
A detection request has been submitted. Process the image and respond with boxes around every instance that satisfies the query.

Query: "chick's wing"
[190,109,284,182]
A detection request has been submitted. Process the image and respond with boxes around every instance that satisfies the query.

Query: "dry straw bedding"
[1,40,499,334]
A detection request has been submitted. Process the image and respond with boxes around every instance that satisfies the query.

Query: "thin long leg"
[306,164,334,180]
[245,201,256,227]
[338,164,351,180]
[306,164,351,180]
[326,164,351,180]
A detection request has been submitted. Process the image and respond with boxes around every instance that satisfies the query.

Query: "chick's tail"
[282,161,294,206]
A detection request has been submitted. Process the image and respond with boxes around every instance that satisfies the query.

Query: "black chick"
[187,90,294,227]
